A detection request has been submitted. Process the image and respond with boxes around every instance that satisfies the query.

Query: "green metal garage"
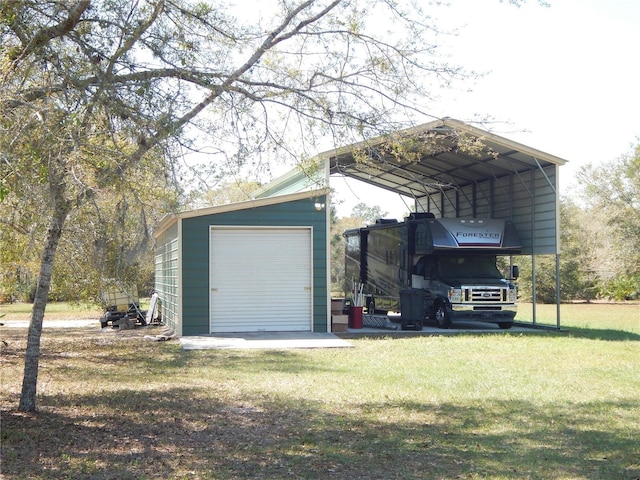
[153,190,329,336]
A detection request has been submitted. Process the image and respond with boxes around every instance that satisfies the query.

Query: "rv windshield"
[438,256,502,279]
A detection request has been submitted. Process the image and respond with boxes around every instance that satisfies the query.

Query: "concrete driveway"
[177,320,537,350]
[180,331,353,350]
[2,319,97,328]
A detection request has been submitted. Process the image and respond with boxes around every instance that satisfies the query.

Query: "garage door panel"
[210,227,312,333]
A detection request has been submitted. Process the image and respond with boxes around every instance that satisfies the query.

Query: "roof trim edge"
[152,188,329,239]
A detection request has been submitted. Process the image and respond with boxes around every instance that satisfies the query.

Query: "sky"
[330,0,640,218]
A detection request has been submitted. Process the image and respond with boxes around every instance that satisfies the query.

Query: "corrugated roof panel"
[254,118,566,256]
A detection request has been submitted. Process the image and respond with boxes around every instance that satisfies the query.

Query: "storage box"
[331,322,348,333]
[331,314,348,332]
[331,299,344,315]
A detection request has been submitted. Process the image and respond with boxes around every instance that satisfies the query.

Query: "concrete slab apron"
[180,332,354,350]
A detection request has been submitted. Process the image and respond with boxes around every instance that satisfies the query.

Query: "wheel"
[414,319,423,331]
[498,322,513,330]
[366,297,376,314]
[100,317,108,328]
[434,303,451,329]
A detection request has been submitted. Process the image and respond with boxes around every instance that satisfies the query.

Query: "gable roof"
[325,117,567,199]
[153,188,328,239]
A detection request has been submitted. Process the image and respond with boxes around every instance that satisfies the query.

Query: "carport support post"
[531,254,537,326]
[555,253,561,329]
[529,169,537,326]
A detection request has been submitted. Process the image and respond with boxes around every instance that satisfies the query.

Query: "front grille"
[465,287,505,302]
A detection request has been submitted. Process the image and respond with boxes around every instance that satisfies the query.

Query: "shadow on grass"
[341,326,640,343]
[560,327,640,342]
[2,326,340,382]
[446,317,640,342]
[2,389,638,479]
[512,325,640,342]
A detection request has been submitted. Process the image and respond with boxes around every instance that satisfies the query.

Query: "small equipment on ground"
[99,280,147,329]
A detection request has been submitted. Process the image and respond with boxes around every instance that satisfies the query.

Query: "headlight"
[508,288,517,303]
[448,288,462,303]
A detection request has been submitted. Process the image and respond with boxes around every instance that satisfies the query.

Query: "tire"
[366,297,376,315]
[498,322,513,330]
[414,319,423,331]
[434,302,451,329]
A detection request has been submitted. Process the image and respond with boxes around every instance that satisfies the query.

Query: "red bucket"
[348,306,363,329]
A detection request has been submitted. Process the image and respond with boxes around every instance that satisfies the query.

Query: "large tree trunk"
[18,197,71,412]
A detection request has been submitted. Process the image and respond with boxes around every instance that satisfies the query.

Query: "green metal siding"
[154,222,180,333]
[253,163,326,198]
[181,195,327,335]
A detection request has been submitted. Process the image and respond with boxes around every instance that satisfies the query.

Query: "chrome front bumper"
[450,303,517,320]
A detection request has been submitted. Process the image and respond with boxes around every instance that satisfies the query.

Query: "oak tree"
[1,0,479,411]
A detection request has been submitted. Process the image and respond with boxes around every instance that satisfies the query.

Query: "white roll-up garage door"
[209,227,313,333]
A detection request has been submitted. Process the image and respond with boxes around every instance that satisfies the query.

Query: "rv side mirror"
[511,265,519,280]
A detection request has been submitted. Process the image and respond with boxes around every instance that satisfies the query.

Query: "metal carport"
[327,118,568,328]
[255,117,569,328]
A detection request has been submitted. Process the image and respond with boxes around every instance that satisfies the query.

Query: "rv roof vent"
[407,212,435,220]
[375,218,399,224]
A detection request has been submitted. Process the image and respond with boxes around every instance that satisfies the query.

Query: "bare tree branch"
[7,0,90,70]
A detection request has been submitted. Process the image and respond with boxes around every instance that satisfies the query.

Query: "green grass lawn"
[1,302,639,479]
[517,302,639,340]
[0,301,102,320]
[0,299,151,321]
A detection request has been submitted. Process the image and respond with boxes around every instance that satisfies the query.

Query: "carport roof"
[254,117,570,256]
[325,117,568,198]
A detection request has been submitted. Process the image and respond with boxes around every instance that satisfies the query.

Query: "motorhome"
[344,213,521,329]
